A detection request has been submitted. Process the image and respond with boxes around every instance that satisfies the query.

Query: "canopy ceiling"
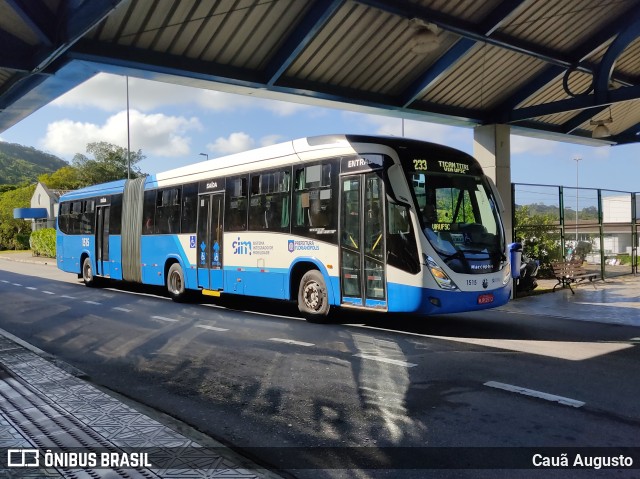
[2,0,640,145]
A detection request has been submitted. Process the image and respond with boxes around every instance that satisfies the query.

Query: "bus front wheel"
[82,257,96,287]
[167,263,187,302]
[297,270,330,321]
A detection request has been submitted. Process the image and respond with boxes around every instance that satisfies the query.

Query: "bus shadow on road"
[96,279,635,343]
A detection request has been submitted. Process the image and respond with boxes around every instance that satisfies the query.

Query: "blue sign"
[213,242,220,265]
[190,235,196,248]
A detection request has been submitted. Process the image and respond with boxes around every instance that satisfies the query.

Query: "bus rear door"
[197,193,224,292]
[339,173,387,309]
[95,204,110,277]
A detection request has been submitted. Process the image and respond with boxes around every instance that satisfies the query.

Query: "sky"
[0,72,638,198]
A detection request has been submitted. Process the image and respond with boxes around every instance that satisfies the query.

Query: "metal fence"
[512,183,638,280]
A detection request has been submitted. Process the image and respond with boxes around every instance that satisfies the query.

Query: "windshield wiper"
[441,250,466,264]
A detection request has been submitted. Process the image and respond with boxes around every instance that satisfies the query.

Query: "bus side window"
[110,194,122,235]
[59,202,70,233]
[142,190,156,234]
[293,161,337,240]
[70,201,82,235]
[156,187,181,234]
[225,176,247,232]
[181,183,198,234]
[81,199,95,234]
[249,170,290,232]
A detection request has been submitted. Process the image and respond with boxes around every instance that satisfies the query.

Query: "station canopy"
[2,0,640,146]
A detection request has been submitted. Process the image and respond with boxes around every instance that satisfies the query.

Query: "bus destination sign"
[413,158,471,174]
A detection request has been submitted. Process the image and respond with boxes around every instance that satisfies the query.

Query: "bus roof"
[59,135,478,198]
[59,179,127,201]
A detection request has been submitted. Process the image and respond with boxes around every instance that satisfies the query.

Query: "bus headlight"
[426,255,458,290]
[502,261,511,285]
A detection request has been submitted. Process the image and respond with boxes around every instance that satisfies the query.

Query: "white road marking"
[25,287,37,290]
[83,300,101,305]
[353,353,417,368]
[12,283,22,286]
[0,280,8,283]
[42,291,54,295]
[484,381,585,408]
[269,338,315,347]
[60,295,76,299]
[152,315,179,322]
[196,324,229,332]
[112,307,132,313]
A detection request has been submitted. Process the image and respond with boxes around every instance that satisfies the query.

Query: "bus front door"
[95,205,110,277]
[197,193,224,292]
[339,173,387,309]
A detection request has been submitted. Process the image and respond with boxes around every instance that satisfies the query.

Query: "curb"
[0,255,54,266]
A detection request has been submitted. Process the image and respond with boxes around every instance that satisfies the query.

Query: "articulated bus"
[56,135,512,321]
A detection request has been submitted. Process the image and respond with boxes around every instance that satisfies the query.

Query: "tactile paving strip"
[0,336,261,479]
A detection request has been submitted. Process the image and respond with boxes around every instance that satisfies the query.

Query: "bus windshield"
[408,171,505,274]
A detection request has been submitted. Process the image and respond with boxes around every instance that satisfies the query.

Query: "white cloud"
[52,73,324,119]
[197,90,256,111]
[207,132,255,155]
[510,135,558,155]
[259,134,284,147]
[53,73,204,112]
[261,99,312,117]
[41,110,202,157]
[347,112,471,147]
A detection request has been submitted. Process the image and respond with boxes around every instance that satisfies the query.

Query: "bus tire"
[82,257,96,287]
[167,263,187,302]
[297,270,330,321]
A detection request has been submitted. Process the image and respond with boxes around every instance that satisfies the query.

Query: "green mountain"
[0,142,68,185]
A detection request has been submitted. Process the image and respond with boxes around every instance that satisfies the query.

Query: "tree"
[514,205,562,268]
[0,184,35,250]
[72,142,145,185]
[38,166,84,190]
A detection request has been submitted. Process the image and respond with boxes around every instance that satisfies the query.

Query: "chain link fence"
[512,183,638,282]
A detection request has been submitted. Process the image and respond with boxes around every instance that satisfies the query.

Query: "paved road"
[1,260,639,478]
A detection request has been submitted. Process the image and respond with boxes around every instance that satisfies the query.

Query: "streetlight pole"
[126,76,131,180]
[199,153,209,161]
[574,157,582,243]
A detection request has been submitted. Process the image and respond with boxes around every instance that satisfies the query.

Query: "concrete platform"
[0,252,284,478]
[0,332,278,478]
[502,275,640,326]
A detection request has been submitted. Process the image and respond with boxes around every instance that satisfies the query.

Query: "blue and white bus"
[57,135,512,321]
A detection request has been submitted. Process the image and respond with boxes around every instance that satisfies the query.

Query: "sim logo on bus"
[232,237,252,255]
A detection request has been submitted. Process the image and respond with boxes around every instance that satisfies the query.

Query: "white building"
[29,182,66,230]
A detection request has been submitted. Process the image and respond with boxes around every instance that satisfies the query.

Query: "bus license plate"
[477,293,494,305]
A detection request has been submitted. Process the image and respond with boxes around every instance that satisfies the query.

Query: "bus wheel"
[167,263,187,302]
[82,257,96,287]
[298,270,330,320]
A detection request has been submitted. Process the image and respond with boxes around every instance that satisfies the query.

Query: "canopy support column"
[473,124,513,244]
